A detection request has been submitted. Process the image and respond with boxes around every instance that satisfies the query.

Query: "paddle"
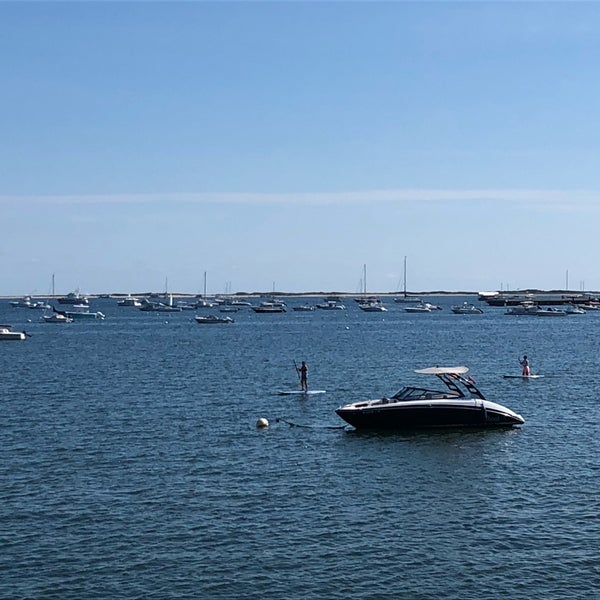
[293,360,301,383]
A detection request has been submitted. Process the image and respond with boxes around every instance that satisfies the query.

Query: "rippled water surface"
[1,297,599,599]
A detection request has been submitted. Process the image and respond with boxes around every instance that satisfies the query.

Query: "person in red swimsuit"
[519,355,531,376]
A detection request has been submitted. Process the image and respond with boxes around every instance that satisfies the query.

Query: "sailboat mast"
[203,271,207,299]
[403,256,407,297]
[363,264,367,296]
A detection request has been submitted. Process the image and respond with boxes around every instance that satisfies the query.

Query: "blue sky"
[2,2,600,296]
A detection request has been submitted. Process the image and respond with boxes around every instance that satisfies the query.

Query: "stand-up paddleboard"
[277,390,326,396]
[503,374,544,379]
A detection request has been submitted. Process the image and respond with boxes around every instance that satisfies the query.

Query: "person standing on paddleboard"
[519,355,531,376]
[297,361,308,391]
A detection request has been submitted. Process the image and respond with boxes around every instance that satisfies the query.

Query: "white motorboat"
[316,300,346,310]
[336,366,524,430]
[194,314,234,324]
[251,302,286,313]
[117,295,142,307]
[451,302,484,314]
[42,312,73,323]
[195,299,215,309]
[565,304,586,315]
[404,302,433,313]
[293,304,316,312]
[63,306,105,320]
[0,325,27,340]
[536,307,566,317]
[176,301,197,311]
[139,299,182,312]
[57,291,89,305]
[505,302,539,316]
[358,301,387,312]
[10,296,34,308]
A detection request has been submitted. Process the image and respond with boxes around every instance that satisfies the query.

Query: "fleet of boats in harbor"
[8,288,600,323]
[9,286,600,432]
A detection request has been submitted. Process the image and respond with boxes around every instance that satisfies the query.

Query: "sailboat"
[357,264,387,311]
[394,256,422,304]
[195,271,214,308]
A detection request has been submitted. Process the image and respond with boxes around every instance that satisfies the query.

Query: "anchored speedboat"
[336,366,524,430]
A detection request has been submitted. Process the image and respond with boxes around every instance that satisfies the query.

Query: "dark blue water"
[1,297,599,599]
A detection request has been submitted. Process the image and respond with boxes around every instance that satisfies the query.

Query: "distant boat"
[394,256,422,304]
[252,302,286,313]
[117,295,142,307]
[176,300,197,311]
[451,302,484,315]
[0,325,27,340]
[62,305,105,320]
[195,314,234,324]
[293,304,316,312]
[10,296,34,308]
[405,301,439,313]
[359,300,387,312]
[536,307,567,317]
[57,291,89,305]
[565,304,586,315]
[316,300,346,310]
[139,299,181,312]
[357,264,387,311]
[219,306,238,313]
[505,302,539,316]
[195,271,215,308]
[42,311,73,323]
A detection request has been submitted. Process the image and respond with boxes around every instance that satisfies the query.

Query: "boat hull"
[0,331,26,340]
[336,401,524,430]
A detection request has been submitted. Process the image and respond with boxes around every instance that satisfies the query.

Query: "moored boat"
[451,302,484,314]
[0,325,27,340]
[117,295,142,307]
[139,299,182,312]
[194,314,234,324]
[251,302,286,313]
[536,307,567,317]
[10,296,34,308]
[293,304,316,312]
[57,291,89,305]
[404,301,438,313]
[64,308,105,320]
[505,302,539,316]
[336,366,524,430]
[42,312,73,323]
[316,300,346,310]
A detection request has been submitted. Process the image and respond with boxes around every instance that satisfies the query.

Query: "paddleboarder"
[519,355,531,376]
[296,360,308,392]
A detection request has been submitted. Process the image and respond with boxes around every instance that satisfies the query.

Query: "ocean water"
[1,296,599,599]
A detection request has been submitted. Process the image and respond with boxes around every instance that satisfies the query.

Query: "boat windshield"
[391,386,462,401]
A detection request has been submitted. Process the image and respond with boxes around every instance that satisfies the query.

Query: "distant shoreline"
[2,289,597,300]
[1,291,475,300]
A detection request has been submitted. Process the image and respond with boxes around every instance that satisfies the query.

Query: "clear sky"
[2,1,600,296]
